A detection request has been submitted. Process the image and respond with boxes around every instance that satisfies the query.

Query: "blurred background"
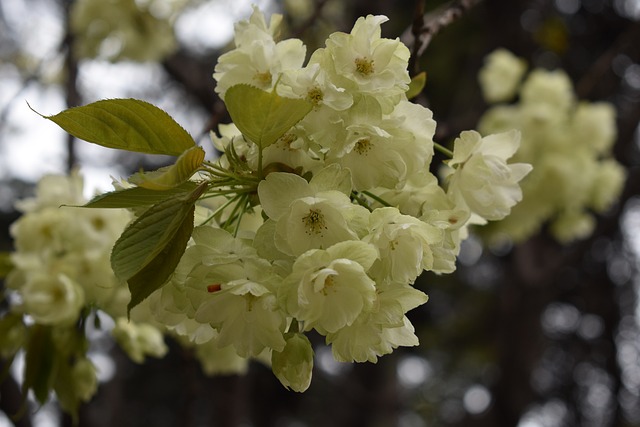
[1,0,640,426]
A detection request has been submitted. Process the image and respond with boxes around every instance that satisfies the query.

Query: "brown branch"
[62,0,80,173]
[403,0,483,57]
[409,0,426,76]
[575,21,640,99]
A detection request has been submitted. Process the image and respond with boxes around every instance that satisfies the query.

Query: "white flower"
[323,14,410,104]
[15,173,84,213]
[70,0,177,62]
[8,174,131,316]
[213,7,305,97]
[549,209,596,243]
[478,49,527,103]
[447,130,532,221]
[147,280,216,345]
[112,318,168,363]
[21,274,84,325]
[327,99,435,190]
[589,159,626,213]
[257,170,369,256]
[326,283,427,363]
[278,59,353,111]
[232,5,283,47]
[520,69,574,114]
[571,102,617,154]
[364,207,443,285]
[281,241,378,334]
[195,278,286,357]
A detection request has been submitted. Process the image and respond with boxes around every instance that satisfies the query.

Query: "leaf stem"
[258,146,264,180]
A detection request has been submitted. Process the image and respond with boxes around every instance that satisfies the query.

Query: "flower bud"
[71,358,98,402]
[271,332,314,392]
[112,318,167,363]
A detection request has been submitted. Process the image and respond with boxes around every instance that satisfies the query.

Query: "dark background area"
[2,0,640,426]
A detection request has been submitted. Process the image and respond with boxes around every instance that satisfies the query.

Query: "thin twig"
[409,0,426,76]
[402,0,483,58]
[576,21,640,99]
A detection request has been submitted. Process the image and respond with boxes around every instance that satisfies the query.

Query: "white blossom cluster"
[7,174,131,323]
[3,174,168,405]
[477,49,626,244]
[70,0,181,61]
[146,8,531,392]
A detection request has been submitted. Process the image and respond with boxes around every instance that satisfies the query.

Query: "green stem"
[223,192,248,232]
[351,192,373,212]
[199,194,241,226]
[362,191,392,207]
[434,142,454,158]
[232,194,250,237]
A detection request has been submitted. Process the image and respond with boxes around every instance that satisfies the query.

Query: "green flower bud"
[271,332,314,392]
[71,358,98,402]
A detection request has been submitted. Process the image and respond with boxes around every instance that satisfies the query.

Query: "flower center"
[254,71,273,87]
[302,209,327,235]
[322,275,336,295]
[355,57,374,76]
[278,133,297,150]
[307,86,323,105]
[354,138,372,155]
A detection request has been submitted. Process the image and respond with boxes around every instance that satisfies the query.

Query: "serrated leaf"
[34,98,195,156]
[23,325,57,405]
[129,146,205,190]
[406,72,427,100]
[111,182,206,282]
[225,84,312,149]
[82,182,198,209]
[127,203,194,312]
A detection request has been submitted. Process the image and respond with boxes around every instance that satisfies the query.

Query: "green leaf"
[110,183,207,311]
[225,84,312,149]
[111,182,206,280]
[82,182,198,209]
[0,313,25,359]
[23,325,57,405]
[34,98,195,156]
[127,203,194,312]
[53,359,80,422]
[406,71,427,100]
[0,252,12,278]
[129,146,206,190]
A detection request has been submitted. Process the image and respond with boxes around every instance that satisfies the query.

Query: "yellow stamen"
[355,57,374,76]
[302,209,327,235]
